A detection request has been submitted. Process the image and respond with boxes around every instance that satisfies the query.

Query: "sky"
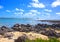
[0,0,60,20]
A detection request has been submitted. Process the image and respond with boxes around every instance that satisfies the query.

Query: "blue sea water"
[0,18,49,27]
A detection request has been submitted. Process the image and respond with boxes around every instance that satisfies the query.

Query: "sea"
[0,18,51,27]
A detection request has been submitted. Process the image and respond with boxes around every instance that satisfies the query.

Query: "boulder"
[12,24,33,32]
[0,26,13,35]
[4,32,14,39]
[12,24,21,31]
[15,34,27,42]
[55,33,60,38]
[40,29,59,38]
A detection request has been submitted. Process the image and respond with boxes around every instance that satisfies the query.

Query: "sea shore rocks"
[0,23,60,42]
[0,23,60,39]
[0,26,13,35]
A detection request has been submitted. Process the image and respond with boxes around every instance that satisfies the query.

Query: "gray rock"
[15,34,27,42]
[0,26,13,35]
[4,33,14,39]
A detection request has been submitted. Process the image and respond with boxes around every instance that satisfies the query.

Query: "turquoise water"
[0,18,49,27]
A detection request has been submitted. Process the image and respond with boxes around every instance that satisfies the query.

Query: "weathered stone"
[4,32,14,39]
[15,34,27,42]
[0,26,13,35]
[12,24,21,31]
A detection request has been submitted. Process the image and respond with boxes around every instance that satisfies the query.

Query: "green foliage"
[25,38,60,42]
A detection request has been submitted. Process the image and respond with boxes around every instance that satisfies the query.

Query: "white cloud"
[30,10,41,14]
[14,12,23,15]
[56,12,60,15]
[19,9,24,12]
[24,12,36,17]
[5,8,24,15]
[5,7,51,19]
[0,5,3,9]
[45,13,50,17]
[6,10,11,12]
[23,10,41,18]
[16,8,20,11]
[51,0,60,7]
[13,8,24,15]
[32,0,39,3]
[14,9,51,19]
[30,3,45,8]
[44,9,52,12]
[15,8,24,12]
[30,10,37,12]
[41,13,51,19]
[28,0,45,8]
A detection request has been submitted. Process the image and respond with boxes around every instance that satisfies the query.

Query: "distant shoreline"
[38,20,60,24]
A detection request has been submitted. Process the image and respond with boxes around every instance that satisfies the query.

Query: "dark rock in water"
[12,24,33,32]
[12,24,21,31]
[15,34,27,42]
[50,24,60,29]
[1,26,13,32]
[35,24,49,28]
[0,26,13,35]
[35,24,42,29]
[26,24,32,27]
[13,24,20,27]
[20,24,33,32]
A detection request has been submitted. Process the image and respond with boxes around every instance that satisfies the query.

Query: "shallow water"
[0,18,50,27]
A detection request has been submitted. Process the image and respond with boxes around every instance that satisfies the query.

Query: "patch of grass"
[49,38,60,42]
[25,38,60,42]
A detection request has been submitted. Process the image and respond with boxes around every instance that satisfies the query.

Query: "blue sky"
[0,0,60,20]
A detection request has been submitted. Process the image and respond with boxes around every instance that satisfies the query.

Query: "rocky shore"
[0,24,60,42]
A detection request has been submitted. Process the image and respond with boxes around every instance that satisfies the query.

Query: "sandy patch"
[0,31,49,42]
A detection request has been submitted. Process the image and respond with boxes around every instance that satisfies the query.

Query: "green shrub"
[25,38,60,42]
